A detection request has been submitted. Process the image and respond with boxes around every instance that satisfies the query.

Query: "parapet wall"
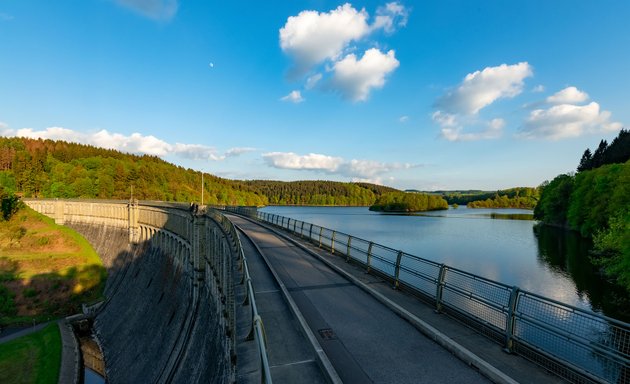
[24,199,237,383]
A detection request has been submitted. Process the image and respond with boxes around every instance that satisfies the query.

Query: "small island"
[369,192,449,212]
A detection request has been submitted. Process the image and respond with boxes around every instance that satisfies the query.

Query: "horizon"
[1,1,627,191]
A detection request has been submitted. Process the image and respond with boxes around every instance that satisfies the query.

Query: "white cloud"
[532,85,545,93]
[262,152,343,172]
[1,124,251,161]
[520,101,622,140]
[546,86,589,104]
[305,73,323,90]
[432,62,532,141]
[440,118,504,142]
[373,2,409,33]
[113,0,178,21]
[262,151,414,181]
[330,48,399,101]
[225,147,256,157]
[279,3,407,100]
[281,90,305,103]
[436,62,533,115]
[399,115,409,123]
[279,3,371,75]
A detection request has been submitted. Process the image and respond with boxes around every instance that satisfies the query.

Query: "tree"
[577,148,592,172]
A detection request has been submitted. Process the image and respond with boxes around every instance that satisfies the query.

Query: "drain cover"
[318,328,336,340]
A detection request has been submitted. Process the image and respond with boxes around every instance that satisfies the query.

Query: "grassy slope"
[0,322,61,384]
[0,206,105,325]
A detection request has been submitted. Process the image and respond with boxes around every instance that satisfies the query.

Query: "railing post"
[504,286,520,353]
[300,221,305,238]
[366,242,374,273]
[346,237,352,262]
[331,231,336,254]
[393,251,403,289]
[318,227,323,248]
[308,224,313,243]
[435,264,447,313]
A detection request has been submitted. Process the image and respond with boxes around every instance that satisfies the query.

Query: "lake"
[259,205,628,322]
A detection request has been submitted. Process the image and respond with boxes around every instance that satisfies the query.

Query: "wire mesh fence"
[228,206,630,384]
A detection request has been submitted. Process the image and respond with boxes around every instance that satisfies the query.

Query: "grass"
[0,322,61,384]
[0,206,106,326]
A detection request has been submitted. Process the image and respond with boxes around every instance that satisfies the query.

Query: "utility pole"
[201,171,204,206]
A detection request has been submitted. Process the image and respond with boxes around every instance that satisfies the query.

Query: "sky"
[1,1,628,191]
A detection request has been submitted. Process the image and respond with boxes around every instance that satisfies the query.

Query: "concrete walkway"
[228,214,498,384]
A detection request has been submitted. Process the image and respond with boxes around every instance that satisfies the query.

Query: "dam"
[23,199,630,384]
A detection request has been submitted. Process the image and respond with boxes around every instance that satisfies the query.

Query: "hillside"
[535,129,630,290]
[0,197,105,325]
[0,137,267,206]
[243,180,399,206]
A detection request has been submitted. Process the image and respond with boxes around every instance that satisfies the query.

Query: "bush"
[0,188,22,221]
[0,284,16,317]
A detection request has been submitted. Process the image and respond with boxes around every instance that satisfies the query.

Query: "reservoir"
[259,205,628,322]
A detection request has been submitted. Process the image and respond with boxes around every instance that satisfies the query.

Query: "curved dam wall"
[24,199,237,383]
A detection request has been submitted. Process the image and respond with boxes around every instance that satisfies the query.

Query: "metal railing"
[228,207,630,384]
[207,208,273,383]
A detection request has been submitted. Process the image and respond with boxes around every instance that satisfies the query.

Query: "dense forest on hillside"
[535,129,630,290]
[370,192,448,212]
[577,129,630,172]
[0,137,399,207]
[466,187,540,209]
[0,137,267,205]
[411,189,539,208]
[243,180,398,206]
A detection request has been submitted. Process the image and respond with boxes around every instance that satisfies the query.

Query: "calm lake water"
[260,205,628,322]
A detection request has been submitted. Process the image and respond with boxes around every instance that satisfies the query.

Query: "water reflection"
[534,225,630,322]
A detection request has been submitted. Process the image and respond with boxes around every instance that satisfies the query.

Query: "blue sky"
[1,1,628,190]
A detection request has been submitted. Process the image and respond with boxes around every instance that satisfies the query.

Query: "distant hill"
[244,180,399,206]
[0,137,267,205]
[405,189,539,208]
[0,137,399,207]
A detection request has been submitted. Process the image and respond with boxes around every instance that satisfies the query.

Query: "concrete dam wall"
[25,200,240,383]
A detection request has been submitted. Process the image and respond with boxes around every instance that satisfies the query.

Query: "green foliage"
[244,180,398,206]
[467,187,539,209]
[0,187,22,221]
[0,322,61,384]
[0,137,267,206]
[370,192,448,212]
[534,174,574,226]
[536,160,630,290]
[0,284,16,317]
[592,210,630,290]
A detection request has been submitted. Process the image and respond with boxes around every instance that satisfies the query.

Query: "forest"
[0,137,398,207]
[369,191,449,212]
[535,129,630,290]
[465,187,540,209]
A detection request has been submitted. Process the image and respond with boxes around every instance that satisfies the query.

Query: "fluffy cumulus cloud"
[113,0,179,21]
[330,48,399,101]
[546,86,589,105]
[279,3,370,74]
[280,90,305,103]
[520,87,622,139]
[262,151,413,183]
[0,124,251,161]
[279,2,406,101]
[433,62,533,141]
[435,62,533,115]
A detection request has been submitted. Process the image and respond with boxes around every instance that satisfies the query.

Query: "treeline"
[466,187,539,209]
[370,192,448,212]
[577,129,629,172]
[243,180,398,206]
[0,137,267,206]
[535,129,630,290]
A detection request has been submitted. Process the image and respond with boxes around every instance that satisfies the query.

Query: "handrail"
[227,206,630,384]
[208,209,273,383]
